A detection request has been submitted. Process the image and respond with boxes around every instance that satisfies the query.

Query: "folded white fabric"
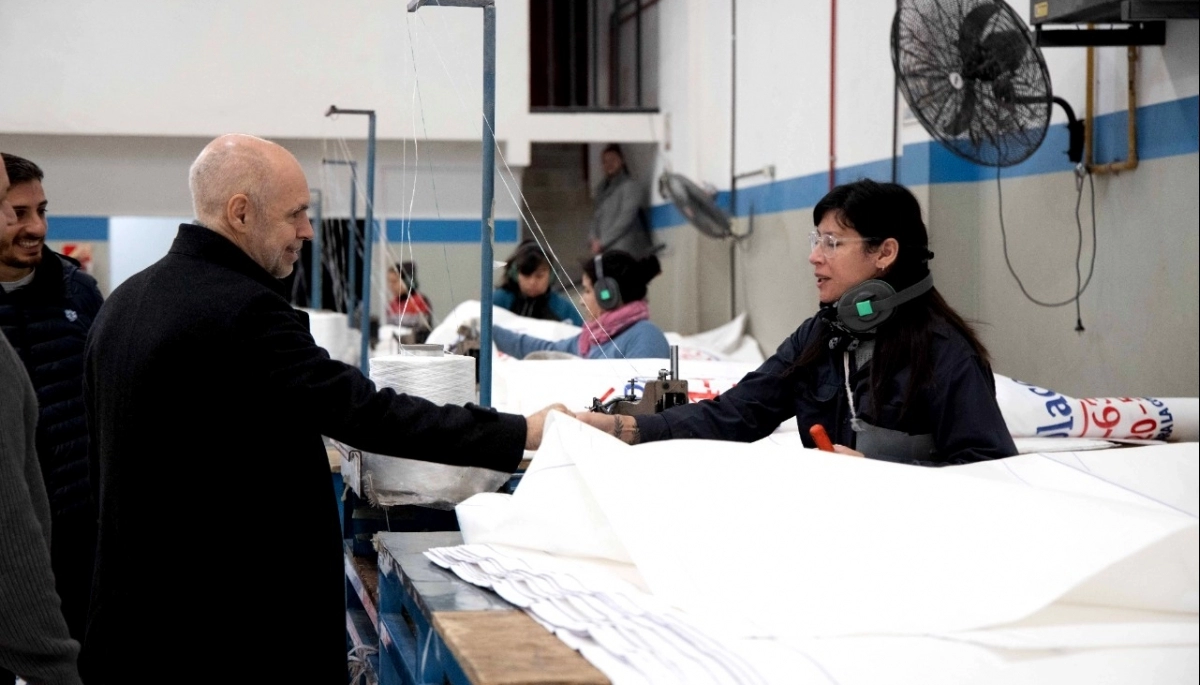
[442,413,1198,684]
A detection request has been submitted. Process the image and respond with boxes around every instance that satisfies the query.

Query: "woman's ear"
[875,237,900,271]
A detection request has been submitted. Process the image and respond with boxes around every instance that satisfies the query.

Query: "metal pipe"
[568,0,577,107]
[324,106,376,375]
[891,0,900,183]
[610,13,619,106]
[480,5,497,406]
[1084,42,1095,168]
[635,0,643,107]
[1088,46,1140,175]
[591,0,598,107]
[829,0,837,190]
[361,112,376,375]
[322,158,358,316]
[729,0,738,320]
[669,344,679,381]
[310,189,324,309]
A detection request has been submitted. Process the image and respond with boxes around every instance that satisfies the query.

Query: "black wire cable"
[996,166,1098,331]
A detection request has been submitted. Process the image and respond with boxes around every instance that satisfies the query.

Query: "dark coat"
[0,249,102,642]
[637,311,1017,465]
[81,224,526,684]
[0,248,103,518]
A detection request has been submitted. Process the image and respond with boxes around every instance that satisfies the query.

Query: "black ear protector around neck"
[592,254,623,311]
[834,273,933,334]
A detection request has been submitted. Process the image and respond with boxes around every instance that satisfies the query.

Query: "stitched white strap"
[842,350,858,422]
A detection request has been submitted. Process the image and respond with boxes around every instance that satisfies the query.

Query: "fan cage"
[892,0,1053,167]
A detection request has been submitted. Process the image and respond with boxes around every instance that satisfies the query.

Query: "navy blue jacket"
[0,248,103,517]
[637,312,1017,465]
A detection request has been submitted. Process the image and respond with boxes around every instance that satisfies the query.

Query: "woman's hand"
[831,444,865,458]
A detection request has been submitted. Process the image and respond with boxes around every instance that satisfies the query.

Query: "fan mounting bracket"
[1034,21,1166,47]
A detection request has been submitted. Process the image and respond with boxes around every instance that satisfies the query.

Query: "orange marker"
[808,424,835,452]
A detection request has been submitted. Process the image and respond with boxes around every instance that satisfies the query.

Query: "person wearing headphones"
[575,179,1016,466]
[493,239,584,325]
[385,261,433,340]
[492,250,670,360]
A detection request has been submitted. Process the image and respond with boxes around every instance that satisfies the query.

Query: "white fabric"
[448,413,1199,684]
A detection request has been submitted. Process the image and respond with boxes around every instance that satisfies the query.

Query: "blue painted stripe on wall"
[47,216,108,240]
[385,218,518,243]
[652,95,1199,227]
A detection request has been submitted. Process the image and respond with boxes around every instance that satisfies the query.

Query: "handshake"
[523,404,640,449]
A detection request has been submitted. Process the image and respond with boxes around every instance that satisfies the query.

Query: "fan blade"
[947,87,977,137]
[957,2,1001,66]
[981,30,1029,78]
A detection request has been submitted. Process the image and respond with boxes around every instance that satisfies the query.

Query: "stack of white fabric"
[435,413,1199,685]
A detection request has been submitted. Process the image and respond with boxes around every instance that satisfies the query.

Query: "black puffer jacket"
[0,248,104,518]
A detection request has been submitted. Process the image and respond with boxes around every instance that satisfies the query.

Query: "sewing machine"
[591,345,689,416]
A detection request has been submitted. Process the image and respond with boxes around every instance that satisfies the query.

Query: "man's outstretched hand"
[524,403,572,450]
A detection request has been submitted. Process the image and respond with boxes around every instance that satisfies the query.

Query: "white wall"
[649,0,1199,397]
[2,0,1196,397]
[109,217,188,291]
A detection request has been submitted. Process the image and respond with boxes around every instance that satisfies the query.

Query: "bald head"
[189,134,314,278]
[189,134,289,227]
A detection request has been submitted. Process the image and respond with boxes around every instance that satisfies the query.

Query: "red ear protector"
[834,273,933,334]
[592,254,623,311]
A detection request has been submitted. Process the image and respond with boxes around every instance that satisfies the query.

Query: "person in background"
[575,179,1016,466]
[493,238,584,325]
[385,260,433,341]
[0,153,102,648]
[588,143,655,260]
[81,133,566,684]
[0,157,83,685]
[493,250,669,360]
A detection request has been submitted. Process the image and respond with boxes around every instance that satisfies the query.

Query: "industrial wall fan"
[891,0,1094,331]
[891,0,1083,167]
[659,170,754,319]
[658,171,733,240]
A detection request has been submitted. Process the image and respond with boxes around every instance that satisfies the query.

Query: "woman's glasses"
[808,231,878,258]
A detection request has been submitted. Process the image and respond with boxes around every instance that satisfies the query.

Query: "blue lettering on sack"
[1015,379,1075,437]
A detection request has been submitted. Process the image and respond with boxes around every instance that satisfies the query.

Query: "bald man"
[82,134,565,684]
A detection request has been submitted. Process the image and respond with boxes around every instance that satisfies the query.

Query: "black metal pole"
[591,0,598,106]
[635,0,643,107]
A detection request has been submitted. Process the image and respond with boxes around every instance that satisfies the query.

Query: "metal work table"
[352,531,608,685]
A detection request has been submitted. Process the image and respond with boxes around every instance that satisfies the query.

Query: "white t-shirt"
[0,270,35,293]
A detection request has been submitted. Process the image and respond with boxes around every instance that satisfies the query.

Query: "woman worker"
[576,179,1016,465]
[494,239,584,325]
[493,250,670,360]
[385,261,434,340]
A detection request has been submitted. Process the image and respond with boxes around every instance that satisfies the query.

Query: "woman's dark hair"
[581,250,662,304]
[794,179,990,416]
[500,239,551,288]
[390,261,418,292]
[602,143,624,160]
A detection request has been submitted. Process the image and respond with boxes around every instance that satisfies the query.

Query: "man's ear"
[875,237,900,271]
[226,194,251,233]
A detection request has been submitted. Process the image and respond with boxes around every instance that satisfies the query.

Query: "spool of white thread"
[369,346,476,406]
[302,309,349,361]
